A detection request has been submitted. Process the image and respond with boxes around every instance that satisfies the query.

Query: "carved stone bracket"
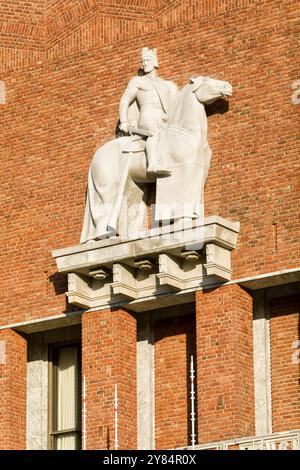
[52,216,240,312]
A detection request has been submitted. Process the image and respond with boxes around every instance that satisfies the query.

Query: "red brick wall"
[0,1,156,72]
[0,329,27,450]
[0,0,45,70]
[270,295,300,432]
[0,0,298,449]
[196,285,255,443]
[82,308,137,450]
[154,313,196,449]
[0,0,298,327]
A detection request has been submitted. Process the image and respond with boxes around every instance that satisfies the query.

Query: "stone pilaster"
[137,314,155,450]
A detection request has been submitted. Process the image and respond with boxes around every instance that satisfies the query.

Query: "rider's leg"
[145,134,157,172]
[146,134,171,176]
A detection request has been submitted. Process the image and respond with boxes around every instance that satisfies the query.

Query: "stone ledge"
[52,216,240,311]
[53,216,239,272]
[0,312,82,334]
[238,268,300,290]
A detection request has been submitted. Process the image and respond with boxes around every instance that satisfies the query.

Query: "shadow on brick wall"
[205,98,229,116]
[48,272,82,313]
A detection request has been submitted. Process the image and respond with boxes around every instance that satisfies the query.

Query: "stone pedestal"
[53,216,240,312]
[82,308,137,450]
[0,329,27,450]
[196,285,255,443]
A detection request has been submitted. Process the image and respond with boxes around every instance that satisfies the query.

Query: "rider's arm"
[119,77,140,128]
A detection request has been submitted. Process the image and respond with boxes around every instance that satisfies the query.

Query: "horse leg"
[118,177,150,239]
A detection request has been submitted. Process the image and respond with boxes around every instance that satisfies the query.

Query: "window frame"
[48,340,82,450]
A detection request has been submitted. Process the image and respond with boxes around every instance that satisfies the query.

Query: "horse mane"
[168,82,205,132]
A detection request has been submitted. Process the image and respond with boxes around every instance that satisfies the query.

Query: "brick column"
[196,284,255,443]
[82,308,137,450]
[0,329,27,450]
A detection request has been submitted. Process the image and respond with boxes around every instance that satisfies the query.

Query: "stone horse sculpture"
[80,76,232,243]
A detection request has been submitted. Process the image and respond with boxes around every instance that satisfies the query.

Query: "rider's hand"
[119,122,130,133]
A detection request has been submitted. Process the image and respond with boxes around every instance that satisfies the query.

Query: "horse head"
[188,76,233,105]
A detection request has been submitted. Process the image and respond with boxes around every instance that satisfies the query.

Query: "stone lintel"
[238,268,300,290]
[1,312,82,335]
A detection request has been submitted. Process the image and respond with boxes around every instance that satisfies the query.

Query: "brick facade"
[196,285,255,443]
[0,0,299,450]
[82,308,137,450]
[0,329,27,450]
[1,0,299,326]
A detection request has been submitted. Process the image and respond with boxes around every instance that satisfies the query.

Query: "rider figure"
[119,48,178,176]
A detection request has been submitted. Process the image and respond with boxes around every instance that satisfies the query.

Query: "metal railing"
[177,429,300,450]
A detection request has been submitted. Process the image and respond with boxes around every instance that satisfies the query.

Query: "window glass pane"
[55,346,79,450]
[55,433,77,451]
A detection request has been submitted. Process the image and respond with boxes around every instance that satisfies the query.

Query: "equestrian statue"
[80,48,232,243]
